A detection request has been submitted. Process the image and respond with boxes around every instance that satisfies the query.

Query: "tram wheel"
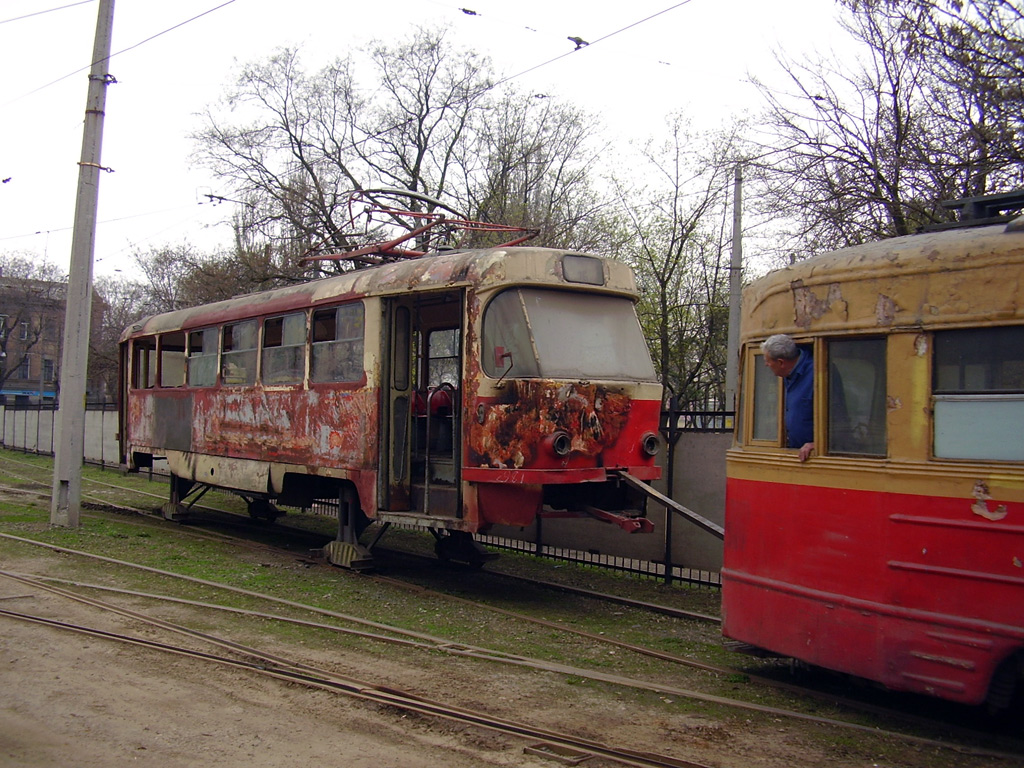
[434,531,498,568]
[247,499,281,522]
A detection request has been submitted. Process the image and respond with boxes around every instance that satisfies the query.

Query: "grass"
[0,447,1016,767]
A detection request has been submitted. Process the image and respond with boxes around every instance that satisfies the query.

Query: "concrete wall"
[1,406,119,468]
[0,405,729,571]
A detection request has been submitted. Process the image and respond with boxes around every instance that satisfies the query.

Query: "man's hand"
[798,442,815,462]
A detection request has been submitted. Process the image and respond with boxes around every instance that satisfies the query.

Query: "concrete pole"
[724,164,742,416]
[51,0,116,527]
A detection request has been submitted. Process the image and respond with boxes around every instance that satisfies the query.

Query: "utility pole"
[724,164,742,416]
[51,0,116,527]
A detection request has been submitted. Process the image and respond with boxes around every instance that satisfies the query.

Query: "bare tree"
[131,245,207,313]
[748,2,1024,252]
[194,26,617,263]
[193,27,493,262]
[845,0,1024,197]
[464,93,610,251]
[613,116,739,408]
[90,276,151,399]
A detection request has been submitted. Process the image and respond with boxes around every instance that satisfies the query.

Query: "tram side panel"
[723,475,1023,704]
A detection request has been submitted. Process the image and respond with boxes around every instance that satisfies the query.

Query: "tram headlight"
[545,430,573,457]
[640,432,660,457]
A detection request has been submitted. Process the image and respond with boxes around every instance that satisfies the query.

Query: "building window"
[15,355,30,379]
[933,326,1024,461]
[311,304,364,383]
[43,358,55,383]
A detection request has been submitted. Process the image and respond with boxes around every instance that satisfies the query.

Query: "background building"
[0,275,106,403]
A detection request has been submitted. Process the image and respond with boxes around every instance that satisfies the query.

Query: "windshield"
[482,288,657,381]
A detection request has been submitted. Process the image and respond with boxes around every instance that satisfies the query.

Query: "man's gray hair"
[761,334,799,360]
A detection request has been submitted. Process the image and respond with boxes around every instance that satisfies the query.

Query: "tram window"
[933,326,1024,461]
[481,288,656,381]
[222,319,258,386]
[262,313,306,385]
[427,328,460,387]
[751,354,780,441]
[311,304,364,383]
[188,328,218,387]
[159,331,186,388]
[562,254,605,285]
[131,337,157,389]
[934,327,1024,393]
[827,338,887,457]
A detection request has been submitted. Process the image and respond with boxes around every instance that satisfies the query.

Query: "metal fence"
[475,532,723,588]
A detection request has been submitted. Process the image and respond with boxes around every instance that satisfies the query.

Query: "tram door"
[381,291,464,517]
[381,299,414,510]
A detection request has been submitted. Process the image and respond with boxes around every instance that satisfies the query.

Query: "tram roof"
[742,220,1024,338]
[122,246,639,340]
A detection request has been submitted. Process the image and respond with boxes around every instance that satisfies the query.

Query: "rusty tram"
[119,245,663,567]
[723,197,1024,710]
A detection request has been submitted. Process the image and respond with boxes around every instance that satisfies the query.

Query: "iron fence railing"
[310,504,723,589]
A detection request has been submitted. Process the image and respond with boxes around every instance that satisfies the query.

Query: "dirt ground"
[0,547,1015,768]
[0,563,564,768]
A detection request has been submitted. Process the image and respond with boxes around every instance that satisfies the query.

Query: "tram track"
[1,453,1021,760]
[0,571,708,768]
[0,530,1020,762]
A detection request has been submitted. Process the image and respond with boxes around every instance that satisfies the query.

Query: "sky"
[0,0,848,282]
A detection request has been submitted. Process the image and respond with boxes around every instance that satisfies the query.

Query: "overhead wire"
[0,0,94,26]
[488,0,695,90]
[3,0,238,106]
[348,0,697,150]
[3,0,697,260]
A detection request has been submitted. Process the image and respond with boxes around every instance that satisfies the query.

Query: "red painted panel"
[723,477,1024,703]
[474,482,543,527]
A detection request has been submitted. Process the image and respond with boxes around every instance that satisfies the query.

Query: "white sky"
[0,0,847,281]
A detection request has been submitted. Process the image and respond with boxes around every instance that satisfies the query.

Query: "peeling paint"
[791,280,847,329]
[467,379,632,470]
[914,334,928,357]
[970,480,1009,521]
[874,294,898,326]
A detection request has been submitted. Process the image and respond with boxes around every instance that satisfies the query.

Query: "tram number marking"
[494,470,527,484]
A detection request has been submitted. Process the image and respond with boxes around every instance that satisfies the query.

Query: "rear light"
[641,432,660,457]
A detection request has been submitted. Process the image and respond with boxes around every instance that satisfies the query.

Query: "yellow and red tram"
[119,246,662,566]
[723,215,1024,708]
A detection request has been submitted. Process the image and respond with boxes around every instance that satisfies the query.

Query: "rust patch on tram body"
[189,386,379,470]
[467,379,632,470]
